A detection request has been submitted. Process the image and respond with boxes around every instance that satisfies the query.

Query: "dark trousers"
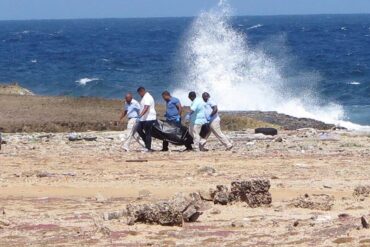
[163,120,181,150]
[137,120,156,150]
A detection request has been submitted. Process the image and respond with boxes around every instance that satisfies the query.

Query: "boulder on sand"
[126,193,203,226]
[290,194,334,211]
[209,179,272,207]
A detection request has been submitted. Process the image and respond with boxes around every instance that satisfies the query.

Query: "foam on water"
[76,77,99,86]
[247,24,263,30]
[174,1,370,131]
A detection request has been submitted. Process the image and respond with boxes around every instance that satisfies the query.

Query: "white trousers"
[123,118,145,149]
[189,124,206,151]
[203,119,232,148]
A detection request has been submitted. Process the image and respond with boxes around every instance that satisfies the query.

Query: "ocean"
[0,4,369,129]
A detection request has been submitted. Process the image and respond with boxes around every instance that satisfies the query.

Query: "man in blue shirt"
[119,93,145,151]
[188,91,207,152]
[161,91,183,151]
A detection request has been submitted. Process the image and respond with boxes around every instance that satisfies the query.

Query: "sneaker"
[161,148,169,152]
[141,148,154,153]
[226,145,234,151]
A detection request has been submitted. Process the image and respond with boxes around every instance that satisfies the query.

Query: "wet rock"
[126,193,204,226]
[353,185,370,197]
[361,216,369,229]
[291,194,334,211]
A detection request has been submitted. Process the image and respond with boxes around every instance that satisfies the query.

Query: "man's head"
[125,93,133,104]
[162,91,171,102]
[202,92,210,102]
[137,87,146,97]
[188,91,196,102]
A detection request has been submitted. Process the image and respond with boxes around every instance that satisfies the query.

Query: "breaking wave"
[174,1,370,131]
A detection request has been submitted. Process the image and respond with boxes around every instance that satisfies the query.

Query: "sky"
[0,0,370,20]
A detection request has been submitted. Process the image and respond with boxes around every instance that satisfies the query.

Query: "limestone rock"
[291,194,334,211]
[353,185,370,197]
[126,193,204,226]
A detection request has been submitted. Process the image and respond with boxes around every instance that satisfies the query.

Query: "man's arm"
[119,110,128,123]
[139,105,150,118]
[176,103,183,117]
[210,105,218,118]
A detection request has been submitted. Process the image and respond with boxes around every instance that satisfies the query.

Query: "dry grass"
[220,115,280,131]
[0,95,276,133]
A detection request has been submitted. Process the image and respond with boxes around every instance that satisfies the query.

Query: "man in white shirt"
[202,92,233,151]
[119,93,145,152]
[137,87,157,152]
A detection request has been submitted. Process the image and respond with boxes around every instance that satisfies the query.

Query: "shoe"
[161,148,169,152]
[226,145,234,151]
[123,146,130,152]
[141,148,154,153]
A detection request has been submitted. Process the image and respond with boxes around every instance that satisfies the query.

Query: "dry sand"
[1,128,370,246]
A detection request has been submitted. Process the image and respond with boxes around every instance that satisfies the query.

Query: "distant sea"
[0,13,369,126]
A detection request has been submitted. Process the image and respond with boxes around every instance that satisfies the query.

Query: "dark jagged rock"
[208,179,272,208]
[361,216,369,229]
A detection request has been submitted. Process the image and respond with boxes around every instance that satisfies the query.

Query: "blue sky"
[0,0,369,20]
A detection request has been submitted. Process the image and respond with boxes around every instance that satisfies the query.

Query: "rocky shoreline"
[0,94,334,133]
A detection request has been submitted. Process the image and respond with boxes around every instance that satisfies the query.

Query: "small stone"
[231,220,245,228]
[103,210,126,221]
[197,166,216,175]
[293,220,299,227]
[0,219,10,227]
[274,137,283,142]
[95,193,107,203]
[199,189,214,201]
[361,216,369,229]
[210,208,221,215]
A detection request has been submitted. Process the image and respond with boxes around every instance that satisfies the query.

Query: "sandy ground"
[0,129,370,246]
